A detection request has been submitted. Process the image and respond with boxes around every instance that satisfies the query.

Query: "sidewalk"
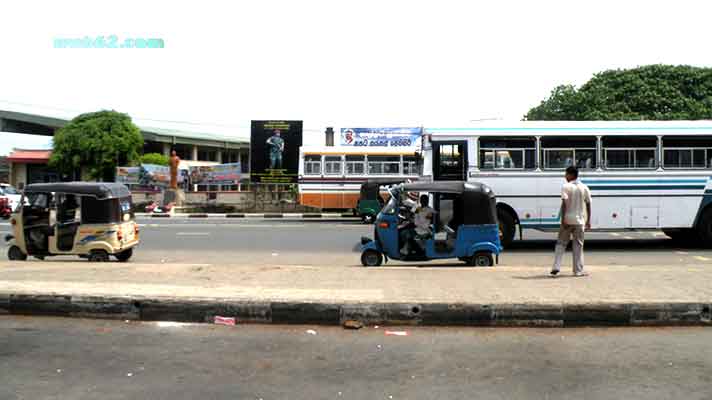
[1,261,710,326]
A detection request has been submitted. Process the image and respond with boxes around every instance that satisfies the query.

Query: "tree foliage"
[140,152,169,166]
[50,110,143,181]
[526,65,712,120]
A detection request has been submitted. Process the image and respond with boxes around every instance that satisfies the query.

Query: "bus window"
[403,156,419,175]
[603,136,657,169]
[479,137,535,170]
[304,155,322,175]
[433,141,467,180]
[541,137,596,170]
[368,156,400,175]
[662,136,712,169]
[324,156,343,175]
[345,155,365,175]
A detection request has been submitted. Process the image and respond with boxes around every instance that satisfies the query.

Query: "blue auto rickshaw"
[359,181,502,266]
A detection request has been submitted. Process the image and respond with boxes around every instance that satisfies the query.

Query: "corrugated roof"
[7,149,52,163]
[0,104,249,148]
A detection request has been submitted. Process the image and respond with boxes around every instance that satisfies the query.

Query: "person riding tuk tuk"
[359,181,502,266]
[5,182,139,262]
[356,179,406,223]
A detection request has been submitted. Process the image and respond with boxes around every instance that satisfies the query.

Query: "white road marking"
[609,233,620,237]
[653,232,666,237]
[623,236,634,240]
[693,256,711,262]
[676,251,689,255]
[144,224,364,229]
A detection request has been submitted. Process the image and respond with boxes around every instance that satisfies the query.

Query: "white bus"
[298,146,420,210]
[422,121,712,247]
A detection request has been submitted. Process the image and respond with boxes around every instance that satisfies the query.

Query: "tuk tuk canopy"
[23,182,131,200]
[401,181,498,226]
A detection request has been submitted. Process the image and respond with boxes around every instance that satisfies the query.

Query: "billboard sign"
[340,127,422,148]
[116,164,181,189]
[250,120,303,184]
[189,163,241,185]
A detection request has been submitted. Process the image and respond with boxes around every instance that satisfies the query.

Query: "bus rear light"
[378,222,389,229]
[117,230,123,241]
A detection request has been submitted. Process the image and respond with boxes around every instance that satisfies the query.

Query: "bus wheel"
[470,252,494,267]
[8,246,27,261]
[696,209,712,248]
[89,249,110,262]
[361,250,383,267]
[497,209,516,249]
[663,229,699,245]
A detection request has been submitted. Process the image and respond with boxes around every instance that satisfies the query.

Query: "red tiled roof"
[7,149,52,164]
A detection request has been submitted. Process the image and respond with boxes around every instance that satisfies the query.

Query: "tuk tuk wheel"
[8,246,27,261]
[88,249,110,262]
[361,250,383,267]
[470,252,494,267]
[115,248,133,262]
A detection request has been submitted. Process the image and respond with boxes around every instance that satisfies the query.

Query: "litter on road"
[214,316,236,326]
[306,329,317,335]
[385,330,409,336]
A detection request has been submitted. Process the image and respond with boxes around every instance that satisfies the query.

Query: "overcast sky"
[2,0,712,154]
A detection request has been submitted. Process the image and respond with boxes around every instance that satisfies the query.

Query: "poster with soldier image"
[250,120,303,183]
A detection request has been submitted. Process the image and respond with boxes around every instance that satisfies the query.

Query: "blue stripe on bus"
[587,185,706,191]
[428,127,712,132]
[582,179,707,184]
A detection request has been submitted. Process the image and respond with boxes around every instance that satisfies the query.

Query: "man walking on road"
[551,166,592,277]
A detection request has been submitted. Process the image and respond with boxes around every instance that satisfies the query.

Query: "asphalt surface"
[2,219,712,267]
[2,316,712,400]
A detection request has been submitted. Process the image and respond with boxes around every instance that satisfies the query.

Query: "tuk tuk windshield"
[80,196,134,224]
[380,189,399,215]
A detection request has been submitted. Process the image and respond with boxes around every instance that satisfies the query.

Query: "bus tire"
[663,229,699,245]
[696,209,712,248]
[497,209,516,249]
[8,245,27,261]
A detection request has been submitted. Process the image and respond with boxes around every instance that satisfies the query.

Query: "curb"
[2,294,711,327]
[140,213,357,220]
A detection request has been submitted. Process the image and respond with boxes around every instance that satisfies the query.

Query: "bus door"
[432,141,467,181]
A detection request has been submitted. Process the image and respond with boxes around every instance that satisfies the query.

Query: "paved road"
[1,316,711,400]
[2,219,712,267]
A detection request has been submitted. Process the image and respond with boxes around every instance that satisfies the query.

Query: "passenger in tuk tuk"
[398,194,435,256]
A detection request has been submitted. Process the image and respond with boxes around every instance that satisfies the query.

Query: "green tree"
[50,110,143,181]
[140,152,169,166]
[526,65,712,120]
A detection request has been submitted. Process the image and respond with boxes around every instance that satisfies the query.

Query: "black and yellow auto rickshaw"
[5,182,139,262]
[356,179,406,223]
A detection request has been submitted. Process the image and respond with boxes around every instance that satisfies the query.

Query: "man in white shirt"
[551,166,592,277]
[414,194,435,237]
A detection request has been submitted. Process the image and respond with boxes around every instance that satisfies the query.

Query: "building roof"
[7,149,52,164]
[0,107,249,149]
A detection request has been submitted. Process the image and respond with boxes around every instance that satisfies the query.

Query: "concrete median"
[2,294,711,327]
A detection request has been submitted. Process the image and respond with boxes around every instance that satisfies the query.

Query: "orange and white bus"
[298,146,420,210]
